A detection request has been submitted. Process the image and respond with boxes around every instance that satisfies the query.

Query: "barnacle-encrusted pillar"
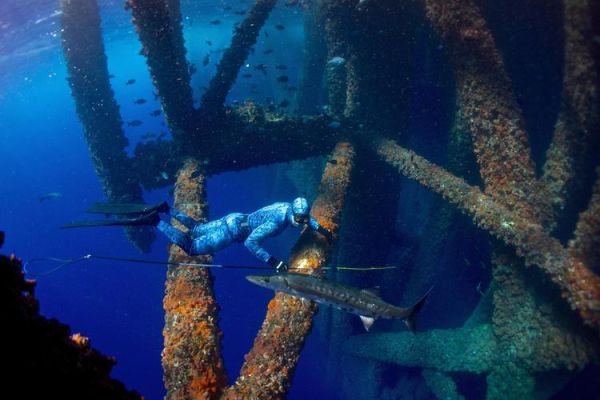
[540,0,600,232]
[425,0,541,223]
[222,141,354,399]
[200,0,278,113]
[297,0,327,115]
[323,0,353,118]
[372,137,600,331]
[162,159,227,399]
[569,168,600,270]
[127,0,195,146]
[60,0,155,253]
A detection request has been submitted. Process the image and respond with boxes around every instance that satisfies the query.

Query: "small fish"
[264,49,274,55]
[202,53,211,67]
[160,171,169,180]
[247,274,431,333]
[279,99,290,108]
[276,75,289,83]
[254,64,268,74]
[206,40,212,46]
[38,192,63,202]
[150,109,161,117]
[223,5,232,10]
[328,121,341,129]
[127,120,143,127]
[210,19,221,25]
[152,91,159,99]
[264,31,270,38]
[133,98,147,105]
[108,74,115,79]
[275,64,287,70]
[242,73,252,78]
[327,159,338,165]
[189,63,197,75]
[234,10,246,15]
[274,23,285,30]
[287,85,298,92]
[125,79,136,85]
[327,56,346,66]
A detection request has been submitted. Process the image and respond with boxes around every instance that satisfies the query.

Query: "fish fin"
[361,286,381,297]
[359,315,375,331]
[403,286,433,334]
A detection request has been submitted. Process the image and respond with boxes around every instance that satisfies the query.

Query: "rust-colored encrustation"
[425,0,540,223]
[373,136,600,333]
[162,159,227,400]
[222,141,355,399]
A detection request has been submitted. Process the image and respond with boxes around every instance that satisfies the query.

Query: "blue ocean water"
[0,1,336,398]
[2,0,599,399]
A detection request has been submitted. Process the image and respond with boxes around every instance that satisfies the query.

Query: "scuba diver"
[63,197,333,272]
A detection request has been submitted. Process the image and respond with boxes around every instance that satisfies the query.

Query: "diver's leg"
[169,209,197,230]
[189,219,235,256]
[157,221,191,252]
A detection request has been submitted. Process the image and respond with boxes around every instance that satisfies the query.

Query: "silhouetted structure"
[57,0,599,398]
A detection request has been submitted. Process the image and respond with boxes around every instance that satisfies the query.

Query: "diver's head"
[291,197,310,226]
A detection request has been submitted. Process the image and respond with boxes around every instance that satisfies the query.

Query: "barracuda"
[247,273,431,333]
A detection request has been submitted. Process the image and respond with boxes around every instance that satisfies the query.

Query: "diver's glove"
[316,226,334,242]
[267,256,288,273]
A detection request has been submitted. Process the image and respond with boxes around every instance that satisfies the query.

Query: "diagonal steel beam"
[200,0,278,113]
[222,141,355,399]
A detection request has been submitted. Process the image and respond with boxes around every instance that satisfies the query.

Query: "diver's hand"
[317,226,334,242]
[267,256,288,273]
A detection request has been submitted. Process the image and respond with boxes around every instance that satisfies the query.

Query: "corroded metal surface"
[162,159,227,400]
[127,0,195,145]
[60,0,155,252]
[569,168,600,271]
[425,0,540,222]
[222,141,354,399]
[372,136,600,332]
[200,0,278,112]
[540,0,599,228]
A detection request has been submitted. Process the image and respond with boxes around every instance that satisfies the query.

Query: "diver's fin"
[403,286,433,334]
[61,212,160,229]
[86,202,166,216]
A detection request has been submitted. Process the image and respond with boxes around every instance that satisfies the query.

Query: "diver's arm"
[308,217,334,242]
[244,222,280,263]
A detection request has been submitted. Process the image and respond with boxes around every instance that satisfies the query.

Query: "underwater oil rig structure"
[5,0,598,398]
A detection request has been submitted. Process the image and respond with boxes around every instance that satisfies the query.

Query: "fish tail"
[403,286,432,334]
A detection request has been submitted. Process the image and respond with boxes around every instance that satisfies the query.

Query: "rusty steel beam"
[127,0,196,146]
[540,0,600,229]
[132,112,342,189]
[372,136,600,333]
[162,159,227,399]
[222,141,355,399]
[569,167,600,269]
[60,0,154,252]
[425,0,541,223]
[200,0,278,112]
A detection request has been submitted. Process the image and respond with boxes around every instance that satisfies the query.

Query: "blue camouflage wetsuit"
[156,200,325,264]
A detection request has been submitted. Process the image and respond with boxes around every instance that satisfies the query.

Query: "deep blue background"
[0,1,336,398]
